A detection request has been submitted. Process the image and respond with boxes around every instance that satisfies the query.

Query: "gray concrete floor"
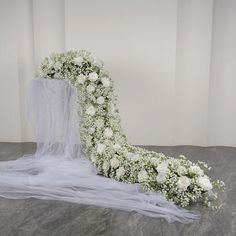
[0,143,235,236]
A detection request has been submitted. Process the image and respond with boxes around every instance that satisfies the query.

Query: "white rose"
[177,176,191,191]
[97,143,106,154]
[104,128,113,138]
[156,161,169,174]
[189,165,204,176]
[95,119,104,129]
[89,72,98,81]
[97,96,105,105]
[156,172,167,184]
[197,176,213,191]
[113,144,121,150]
[101,77,110,87]
[86,85,95,93]
[138,170,149,183]
[177,166,187,176]
[77,74,86,84]
[110,158,120,168]
[73,56,83,65]
[102,161,110,171]
[86,106,96,116]
[116,167,125,178]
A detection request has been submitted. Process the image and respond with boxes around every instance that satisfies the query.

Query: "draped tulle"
[0,79,199,223]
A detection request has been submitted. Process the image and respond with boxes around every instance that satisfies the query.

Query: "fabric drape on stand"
[0,79,199,223]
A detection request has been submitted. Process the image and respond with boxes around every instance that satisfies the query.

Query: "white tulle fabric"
[0,79,199,223]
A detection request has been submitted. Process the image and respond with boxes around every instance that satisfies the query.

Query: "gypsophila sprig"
[38,50,225,209]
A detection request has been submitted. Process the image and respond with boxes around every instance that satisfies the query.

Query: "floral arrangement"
[38,50,225,209]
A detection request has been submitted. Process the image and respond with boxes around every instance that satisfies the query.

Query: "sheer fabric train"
[0,79,199,223]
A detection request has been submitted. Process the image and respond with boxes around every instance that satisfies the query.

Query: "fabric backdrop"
[0,0,236,146]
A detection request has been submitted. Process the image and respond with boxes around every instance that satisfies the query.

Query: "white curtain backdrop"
[0,0,236,146]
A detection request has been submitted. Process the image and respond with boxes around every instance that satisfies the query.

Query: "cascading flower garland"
[38,50,225,209]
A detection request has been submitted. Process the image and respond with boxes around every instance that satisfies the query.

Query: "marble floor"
[0,143,235,236]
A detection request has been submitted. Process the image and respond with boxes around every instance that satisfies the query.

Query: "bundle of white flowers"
[38,50,225,209]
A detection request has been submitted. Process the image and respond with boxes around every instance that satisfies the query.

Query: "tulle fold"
[0,79,199,223]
